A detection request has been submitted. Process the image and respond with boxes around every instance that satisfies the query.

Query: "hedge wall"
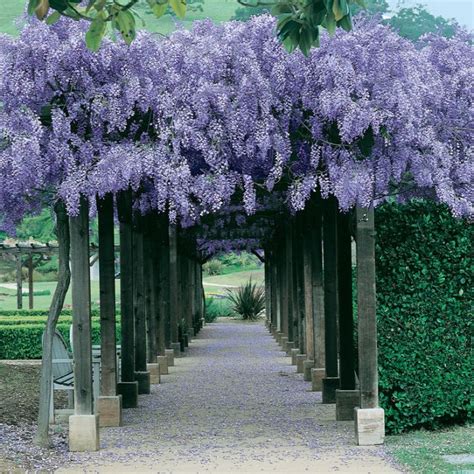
[0,323,121,359]
[376,200,473,434]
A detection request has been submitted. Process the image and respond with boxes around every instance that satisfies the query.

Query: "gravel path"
[58,319,400,473]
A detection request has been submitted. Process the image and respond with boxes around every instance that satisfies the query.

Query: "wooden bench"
[48,329,100,423]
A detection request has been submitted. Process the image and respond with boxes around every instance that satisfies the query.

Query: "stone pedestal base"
[280,336,288,351]
[311,368,325,391]
[171,342,181,357]
[322,377,340,404]
[165,349,175,367]
[354,408,385,445]
[296,354,306,373]
[303,360,314,381]
[69,414,99,452]
[157,355,169,375]
[276,332,283,344]
[290,348,300,365]
[98,395,122,427]
[285,341,295,356]
[147,363,161,384]
[336,390,359,421]
[135,371,151,394]
[117,381,138,408]
[189,328,195,338]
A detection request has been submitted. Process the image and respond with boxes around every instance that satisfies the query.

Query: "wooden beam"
[70,197,93,415]
[356,207,379,408]
[97,194,117,397]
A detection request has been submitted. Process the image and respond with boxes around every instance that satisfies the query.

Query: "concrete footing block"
[171,342,181,357]
[276,332,283,344]
[98,395,122,427]
[134,371,151,394]
[322,377,340,404]
[280,336,288,351]
[303,360,315,381]
[296,354,306,373]
[69,414,99,452]
[117,381,138,408]
[165,349,175,367]
[157,355,169,375]
[291,348,300,365]
[336,389,360,421]
[147,363,161,384]
[354,407,385,445]
[285,341,295,355]
[311,367,325,391]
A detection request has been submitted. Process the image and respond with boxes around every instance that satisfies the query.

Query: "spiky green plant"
[225,279,265,321]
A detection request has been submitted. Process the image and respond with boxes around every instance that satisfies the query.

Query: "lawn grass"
[0,0,245,37]
[386,424,474,473]
[0,280,121,311]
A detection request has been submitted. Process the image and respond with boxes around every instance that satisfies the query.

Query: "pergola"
[63,189,383,451]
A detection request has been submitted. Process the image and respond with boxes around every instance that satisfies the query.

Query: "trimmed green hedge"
[0,323,121,359]
[376,201,473,434]
[0,309,102,317]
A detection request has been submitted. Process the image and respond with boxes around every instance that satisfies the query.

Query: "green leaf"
[169,0,186,19]
[49,0,70,12]
[337,13,352,32]
[86,13,106,51]
[147,0,168,18]
[113,10,136,45]
[27,0,41,15]
[45,10,61,24]
[325,11,337,35]
[333,0,347,21]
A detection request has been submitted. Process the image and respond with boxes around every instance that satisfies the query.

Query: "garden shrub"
[0,309,101,317]
[0,322,121,359]
[226,279,265,320]
[204,297,233,322]
[203,259,224,276]
[375,200,472,434]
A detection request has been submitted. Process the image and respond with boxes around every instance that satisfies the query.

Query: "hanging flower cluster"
[0,15,472,235]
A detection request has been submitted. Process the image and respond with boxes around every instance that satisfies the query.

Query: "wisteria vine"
[0,15,472,238]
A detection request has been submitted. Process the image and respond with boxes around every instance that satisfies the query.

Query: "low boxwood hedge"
[376,200,472,434]
[0,322,121,359]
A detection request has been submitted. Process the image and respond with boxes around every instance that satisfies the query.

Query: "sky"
[387,0,473,28]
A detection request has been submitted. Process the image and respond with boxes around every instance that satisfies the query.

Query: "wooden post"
[303,211,314,362]
[133,213,150,394]
[69,198,99,451]
[157,214,169,354]
[322,197,340,402]
[286,224,294,346]
[97,194,122,427]
[279,230,289,340]
[264,249,271,326]
[144,216,158,362]
[16,255,22,310]
[354,207,384,445]
[28,254,34,310]
[311,199,325,368]
[337,210,355,390]
[169,224,180,355]
[356,207,378,408]
[70,198,93,414]
[116,190,138,408]
[97,194,117,396]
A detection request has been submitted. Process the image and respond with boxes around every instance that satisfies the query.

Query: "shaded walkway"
[61,321,400,473]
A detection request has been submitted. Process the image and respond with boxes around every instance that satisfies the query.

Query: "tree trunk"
[34,201,71,447]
